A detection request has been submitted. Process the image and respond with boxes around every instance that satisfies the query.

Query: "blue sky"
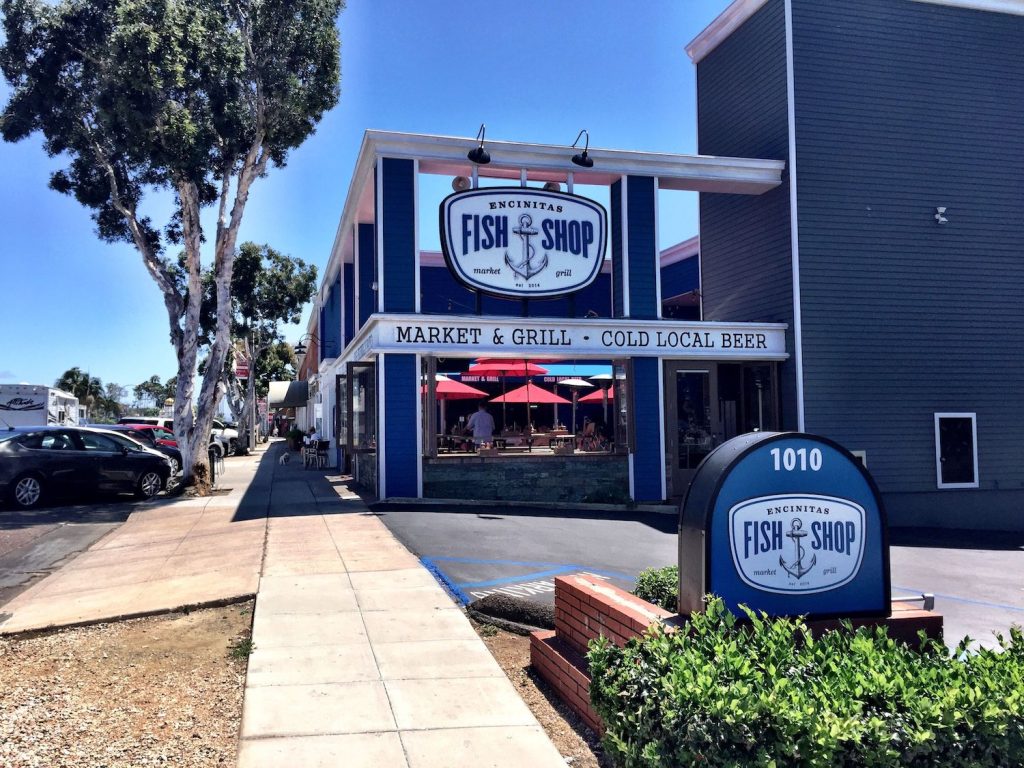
[0,0,732,393]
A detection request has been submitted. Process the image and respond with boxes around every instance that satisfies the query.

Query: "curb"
[0,594,257,639]
[373,497,676,515]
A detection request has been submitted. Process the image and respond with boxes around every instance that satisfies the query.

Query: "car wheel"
[12,474,44,509]
[228,438,238,453]
[209,442,223,459]
[136,471,164,499]
[168,457,181,476]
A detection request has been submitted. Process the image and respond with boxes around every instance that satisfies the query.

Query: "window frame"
[934,412,979,490]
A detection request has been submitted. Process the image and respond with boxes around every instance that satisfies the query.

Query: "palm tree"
[54,367,104,418]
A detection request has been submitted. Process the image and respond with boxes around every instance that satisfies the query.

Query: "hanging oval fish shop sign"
[440,187,608,299]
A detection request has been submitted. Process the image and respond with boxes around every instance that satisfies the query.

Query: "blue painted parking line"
[893,585,1024,615]
[421,555,571,568]
[420,556,475,605]
[454,566,581,589]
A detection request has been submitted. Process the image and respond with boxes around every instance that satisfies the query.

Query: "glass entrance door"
[664,364,721,497]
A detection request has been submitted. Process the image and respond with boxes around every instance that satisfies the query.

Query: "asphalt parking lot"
[374,502,1024,649]
[0,501,136,607]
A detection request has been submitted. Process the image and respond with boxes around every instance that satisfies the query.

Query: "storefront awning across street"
[268,380,309,409]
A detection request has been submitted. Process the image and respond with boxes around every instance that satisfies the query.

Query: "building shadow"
[889,526,1024,552]
[231,440,378,522]
[370,500,678,535]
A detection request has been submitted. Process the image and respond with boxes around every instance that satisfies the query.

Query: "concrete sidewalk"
[0,441,566,767]
[0,450,268,634]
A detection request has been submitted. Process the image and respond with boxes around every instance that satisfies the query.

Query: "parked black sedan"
[89,424,183,477]
[0,426,173,509]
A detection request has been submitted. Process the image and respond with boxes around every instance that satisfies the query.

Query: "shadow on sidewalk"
[231,441,374,523]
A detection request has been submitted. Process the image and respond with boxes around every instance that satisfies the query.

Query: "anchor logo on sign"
[504,214,549,281]
[779,518,816,580]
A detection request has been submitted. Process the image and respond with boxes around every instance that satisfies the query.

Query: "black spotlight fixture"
[467,123,490,165]
[571,129,593,168]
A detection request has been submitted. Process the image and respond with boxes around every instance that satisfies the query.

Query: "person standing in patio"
[466,402,495,447]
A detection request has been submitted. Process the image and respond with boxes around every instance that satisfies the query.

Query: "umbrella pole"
[440,397,447,437]
[525,362,532,451]
[572,390,578,434]
[602,387,608,425]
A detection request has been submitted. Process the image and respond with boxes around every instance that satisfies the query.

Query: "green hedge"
[588,598,1024,767]
[632,565,679,613]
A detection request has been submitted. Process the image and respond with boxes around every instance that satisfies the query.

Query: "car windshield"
[153,427,175,440]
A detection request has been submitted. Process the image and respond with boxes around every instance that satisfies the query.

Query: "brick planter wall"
[530,574,673,734]
[530,574,943,736]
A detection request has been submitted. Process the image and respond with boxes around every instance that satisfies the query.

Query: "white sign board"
[440,187,607,299]
[350,314,788,361]
[728,493,866,594]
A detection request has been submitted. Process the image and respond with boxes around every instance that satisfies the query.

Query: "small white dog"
[278,452,291,465]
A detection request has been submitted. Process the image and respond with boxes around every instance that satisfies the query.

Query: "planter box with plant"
[588,596,1024,767]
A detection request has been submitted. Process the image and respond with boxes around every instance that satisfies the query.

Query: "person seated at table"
[466,402,495,447]
[303,426,321,446]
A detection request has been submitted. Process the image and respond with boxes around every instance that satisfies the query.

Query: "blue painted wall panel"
[357,223,375,329]
[610,181,625,318]
[660,257,699,302]
[319,271,342,359]
[626,176,659,319]
[381,158,416,313]
[383,354,418,498]
[418,266,613,318]
[631,357,663,501]
[343,263,354,347]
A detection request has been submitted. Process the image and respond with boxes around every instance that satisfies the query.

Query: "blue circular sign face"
[679,433,890,619]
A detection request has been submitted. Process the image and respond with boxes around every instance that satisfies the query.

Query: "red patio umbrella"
[490,383,570,404]
[422,375,487,434]
[490,383,569,435]
[579,385,615,402]
[466,360,550,430]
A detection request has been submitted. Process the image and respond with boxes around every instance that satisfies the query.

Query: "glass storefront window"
[613,359,632,454]
[422,357,438,457]
[347,361,376,453]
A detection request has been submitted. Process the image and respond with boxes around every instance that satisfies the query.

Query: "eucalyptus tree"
[1,0,342,488]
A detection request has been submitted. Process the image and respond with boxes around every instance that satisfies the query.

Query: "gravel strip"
[0,603,253,768]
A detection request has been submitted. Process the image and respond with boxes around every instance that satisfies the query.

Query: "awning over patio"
[268,380,309,408]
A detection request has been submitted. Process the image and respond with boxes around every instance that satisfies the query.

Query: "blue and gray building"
[288,0,1022,531]
[690,0,1023,530]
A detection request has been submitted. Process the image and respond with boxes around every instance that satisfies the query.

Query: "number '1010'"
[770,447,823,471]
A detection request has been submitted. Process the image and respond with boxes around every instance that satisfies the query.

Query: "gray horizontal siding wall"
[696,0,799,429]
[791,0,1024,523]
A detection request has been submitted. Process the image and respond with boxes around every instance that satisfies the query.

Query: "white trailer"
[0,385,80,427]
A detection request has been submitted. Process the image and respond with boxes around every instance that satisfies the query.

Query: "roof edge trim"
[686,0,770,64]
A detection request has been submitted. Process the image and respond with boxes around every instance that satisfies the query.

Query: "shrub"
[588,597,1024,767]
[632,565,678,613]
